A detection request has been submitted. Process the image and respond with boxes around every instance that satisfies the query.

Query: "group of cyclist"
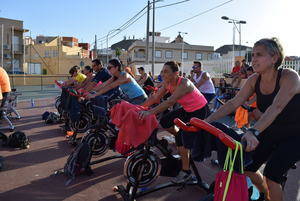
[60,37,299,201]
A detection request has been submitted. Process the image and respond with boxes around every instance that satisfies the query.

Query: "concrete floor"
[0,98,299,201]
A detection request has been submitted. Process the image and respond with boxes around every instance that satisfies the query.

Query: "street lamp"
[221,16,246,58]
[179,31,188,74]
[106,28,120,65]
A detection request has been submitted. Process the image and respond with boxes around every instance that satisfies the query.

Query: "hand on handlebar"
[241,131,259,152]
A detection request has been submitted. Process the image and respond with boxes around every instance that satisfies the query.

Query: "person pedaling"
[137,66,155,96]
[86,59,147,105]
[138,60,210,184]
[205,38,300,201]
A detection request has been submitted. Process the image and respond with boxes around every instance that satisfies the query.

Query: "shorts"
[160,105,209,129]
[245,126,300,184]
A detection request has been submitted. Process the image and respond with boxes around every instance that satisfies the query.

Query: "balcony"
[13,45,24,54]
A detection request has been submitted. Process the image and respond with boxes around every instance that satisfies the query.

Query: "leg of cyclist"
[244,133,275,200]
[160,107,192,181]
[263,135,300,201]
[245,171,270,200]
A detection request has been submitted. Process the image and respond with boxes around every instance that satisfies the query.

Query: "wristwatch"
[248,128,260,136]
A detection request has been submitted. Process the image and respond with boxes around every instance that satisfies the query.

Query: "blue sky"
[2,0,299,55]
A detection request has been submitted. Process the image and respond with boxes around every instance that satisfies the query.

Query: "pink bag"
[214,142,248,201]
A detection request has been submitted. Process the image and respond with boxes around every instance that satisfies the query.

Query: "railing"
[140,59,300,77]
[9,75,69,92]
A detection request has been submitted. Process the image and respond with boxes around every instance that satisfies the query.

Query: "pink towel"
[110,101,159,154]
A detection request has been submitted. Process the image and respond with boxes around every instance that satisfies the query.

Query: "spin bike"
[113,127,210,201]
[174,117,297,201]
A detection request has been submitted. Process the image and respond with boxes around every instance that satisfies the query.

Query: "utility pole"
[94,34,97,59]
[11,26,15,88]
[11,26,14,73]
[29,31,31,72]
[57,36,60,74]
[151,0,155,76]
[145,0,150,64]
[1,24,3,67]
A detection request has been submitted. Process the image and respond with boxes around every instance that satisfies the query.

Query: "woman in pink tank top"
[139,61,209,183]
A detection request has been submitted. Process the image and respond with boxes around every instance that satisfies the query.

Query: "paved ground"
[0,98,299,201]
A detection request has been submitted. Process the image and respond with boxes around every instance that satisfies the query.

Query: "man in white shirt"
[191,61,216,103]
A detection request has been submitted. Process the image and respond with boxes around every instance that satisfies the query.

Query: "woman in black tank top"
[206,38,300,201]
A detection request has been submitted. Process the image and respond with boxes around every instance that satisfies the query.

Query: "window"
[165,51,173,59]
[28,63,41,74]
[45,50,50,57]
[45,50,58,57]
[208,53,212,60]
[182,52,188,59]
[195,53,202,60]
[13,36,20,51]
[155,50,162,58]
[135,49,145,58]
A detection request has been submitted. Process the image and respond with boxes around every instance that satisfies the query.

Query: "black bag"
[45,112,60,124]
[0,132,8,146]
[160,155,182,177]
[42,111,50,120]
[7,131,30,149]
[64,142,93,185]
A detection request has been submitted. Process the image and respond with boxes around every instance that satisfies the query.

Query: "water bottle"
[31,98,35,108]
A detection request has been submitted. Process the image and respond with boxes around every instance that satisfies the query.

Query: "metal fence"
[9,75,69,92]
[139,59,300,78]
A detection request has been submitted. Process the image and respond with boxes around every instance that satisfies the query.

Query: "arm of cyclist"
[242,70,300,152]
[195,72,208,89]
[139,78,193,119]
[142,84,168,108]
[205,74,257,123]
[251,69,300,133]
[245,94,256,106]
[137,73,148,85]
[87,74,129,98]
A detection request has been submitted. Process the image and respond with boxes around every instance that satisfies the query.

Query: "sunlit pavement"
[0,98,299,201]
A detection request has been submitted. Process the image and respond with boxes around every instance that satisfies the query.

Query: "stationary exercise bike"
[113,128,209,201]
[174,117,297,201]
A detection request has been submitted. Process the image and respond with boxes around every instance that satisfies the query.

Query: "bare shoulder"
[280,68,300,91]
[244,73,259,88]
[180,77,190,86]
[281,68,300,79]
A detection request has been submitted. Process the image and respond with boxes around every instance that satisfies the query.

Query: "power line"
[92,5,148,45]
[97,9,148,44]
[156,0,190,9]
[159,0,234,32]
[93,0,193,47]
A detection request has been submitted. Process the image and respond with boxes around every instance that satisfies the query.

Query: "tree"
[115,48,122,59]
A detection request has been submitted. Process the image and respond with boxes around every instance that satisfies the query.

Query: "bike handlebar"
[174,118,237,150]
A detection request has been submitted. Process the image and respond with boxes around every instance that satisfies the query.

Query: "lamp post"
[106,29,120,65]
[179,31,188,74]
[221,16,246,58]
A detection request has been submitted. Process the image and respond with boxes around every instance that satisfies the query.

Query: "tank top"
[167,77,207,112]
[193,72,215,94]
[119,72,147,99]
[255,69,300,125]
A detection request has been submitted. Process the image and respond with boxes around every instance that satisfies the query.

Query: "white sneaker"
[172,170,193,184]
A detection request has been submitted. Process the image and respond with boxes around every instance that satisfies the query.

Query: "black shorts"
[245,126,300,184]
[160,105,210,129]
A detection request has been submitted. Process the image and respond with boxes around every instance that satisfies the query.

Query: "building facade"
[25,36,92,75]
[0,17,28,73]
[128,33,215,65]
